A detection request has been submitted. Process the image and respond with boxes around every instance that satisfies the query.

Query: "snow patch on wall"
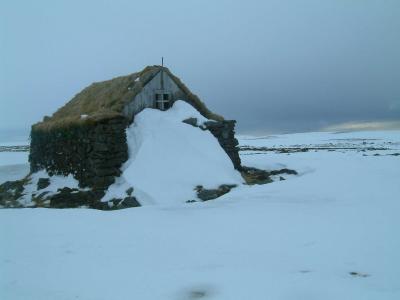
[17,170,88,206]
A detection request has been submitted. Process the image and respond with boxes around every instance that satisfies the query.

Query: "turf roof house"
[30,66,241,193]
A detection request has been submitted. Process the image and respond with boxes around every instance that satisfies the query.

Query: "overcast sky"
[1,0,399,134]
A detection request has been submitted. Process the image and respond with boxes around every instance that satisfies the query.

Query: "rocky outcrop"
[30,116,128,191]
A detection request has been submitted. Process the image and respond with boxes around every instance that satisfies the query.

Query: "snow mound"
[103,101,243,205]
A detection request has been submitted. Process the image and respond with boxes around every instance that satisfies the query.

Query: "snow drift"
[102,101,243,205]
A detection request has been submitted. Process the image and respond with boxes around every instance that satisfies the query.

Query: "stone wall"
[204,120,242,170]
[29,116,128,192]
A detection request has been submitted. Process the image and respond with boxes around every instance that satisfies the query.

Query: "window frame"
[155,91,171,111]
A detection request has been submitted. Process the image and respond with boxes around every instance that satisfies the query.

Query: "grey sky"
[1,0,399,134]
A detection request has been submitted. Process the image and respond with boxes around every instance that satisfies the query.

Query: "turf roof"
[33,65,223,131]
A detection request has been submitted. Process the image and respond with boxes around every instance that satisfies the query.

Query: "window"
[155,92,170,111]
[156,99,162,110]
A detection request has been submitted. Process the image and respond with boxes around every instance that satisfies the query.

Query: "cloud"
[322,120,400,132]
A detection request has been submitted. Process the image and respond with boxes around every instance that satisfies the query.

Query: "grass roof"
[33,66,223,131]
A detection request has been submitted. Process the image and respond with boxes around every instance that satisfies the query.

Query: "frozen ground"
[0,152,29,184]
[1,130,400,299]
[0,139,30,183]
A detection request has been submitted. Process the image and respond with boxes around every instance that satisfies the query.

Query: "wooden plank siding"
[122,71,187,121]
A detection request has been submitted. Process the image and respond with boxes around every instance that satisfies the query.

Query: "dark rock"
[92,142,109,152]
[270,168,298,176]
[49,188,91,208]
[118,196,140,208]
[95,168,118,177]
[196,184,237,201]
[349,271,370,278]
[241,166,272,185]
[37,178,50,190]
[182,117,198,127]
[197,189,220,201]
[0,179,27,208]
[241,166,297,185]
[126,187,134,196]
[99,195,141,210]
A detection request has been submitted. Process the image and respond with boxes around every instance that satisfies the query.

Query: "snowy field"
[1,130,400,299]
[0,139,30,184]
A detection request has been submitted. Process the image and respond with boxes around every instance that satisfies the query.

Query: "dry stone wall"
[29,116,128,192]
[203,120,242,170]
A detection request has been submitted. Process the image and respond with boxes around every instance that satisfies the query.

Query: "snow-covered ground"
[1,130,400,299]
[0,152,29,184]
[0,136,30,183]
